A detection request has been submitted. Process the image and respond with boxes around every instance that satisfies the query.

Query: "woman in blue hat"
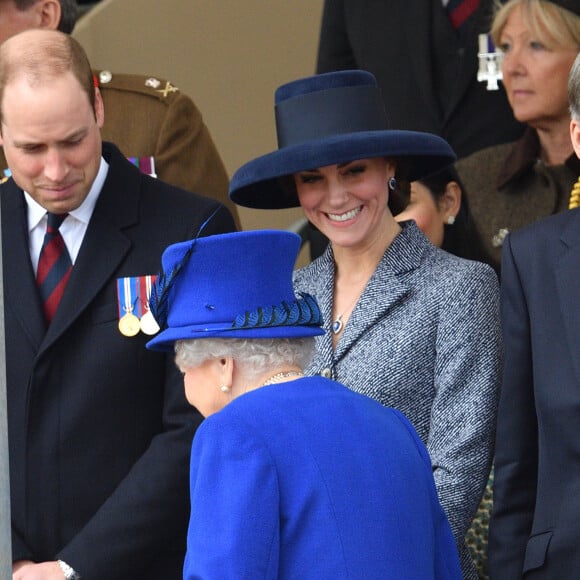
[146,229,461,579]
[229,70,502,579]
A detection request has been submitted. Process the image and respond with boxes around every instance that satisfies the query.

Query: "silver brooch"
[491,228,509,248]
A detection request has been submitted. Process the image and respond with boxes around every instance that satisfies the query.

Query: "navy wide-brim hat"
[229,70,457,210]
[146,230,324,352]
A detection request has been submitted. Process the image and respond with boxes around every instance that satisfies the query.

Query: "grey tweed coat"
[293,222,502,579]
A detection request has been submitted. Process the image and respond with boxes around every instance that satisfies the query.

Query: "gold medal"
[117,276,141,337]
[140,310,160,335]
[118,312,141,337]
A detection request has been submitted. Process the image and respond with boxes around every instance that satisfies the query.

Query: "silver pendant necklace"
[331,292,361,335]
[332,315,344,335]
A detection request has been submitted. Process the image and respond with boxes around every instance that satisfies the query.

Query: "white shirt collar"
[24,156,109,231]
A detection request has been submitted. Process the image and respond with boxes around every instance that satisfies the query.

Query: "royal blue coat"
[184,376,461,579]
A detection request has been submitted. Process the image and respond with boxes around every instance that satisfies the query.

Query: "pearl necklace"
[262,371,304,386]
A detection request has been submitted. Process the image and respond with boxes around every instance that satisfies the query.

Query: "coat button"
[320,368,332,379]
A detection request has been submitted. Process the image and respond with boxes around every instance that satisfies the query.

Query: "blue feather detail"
[230,293,322,330]
[285,301,301,325]
[261,305,275,325]
[301,293,323,325]
[149,206,222,331]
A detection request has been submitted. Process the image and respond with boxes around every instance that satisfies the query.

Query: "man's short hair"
[569,53,580,121]
[0,30,94,126]
[56,0,78,33]
[13,0,78,34]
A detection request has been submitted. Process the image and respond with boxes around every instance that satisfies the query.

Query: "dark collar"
[497,127,580,189]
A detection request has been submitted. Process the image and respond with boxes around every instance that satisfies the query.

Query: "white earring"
[388,177,397,191]
[447,215,456,225]
[220,385,229,393]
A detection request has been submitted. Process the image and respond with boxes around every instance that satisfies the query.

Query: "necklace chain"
[262,371,304,386]
[332,292,361,335]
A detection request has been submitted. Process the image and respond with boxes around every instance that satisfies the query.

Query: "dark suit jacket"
[2,142,236,579]
[490,209,580,579]
[316,0,524,158]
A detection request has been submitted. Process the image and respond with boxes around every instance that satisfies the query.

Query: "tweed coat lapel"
[555,210,580,385]
[304,223,426,363]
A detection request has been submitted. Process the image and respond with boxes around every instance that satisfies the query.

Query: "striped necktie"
[446,0,481,37]
[36,212,73,323]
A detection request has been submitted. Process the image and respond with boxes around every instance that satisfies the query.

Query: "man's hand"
[12,560,64,579]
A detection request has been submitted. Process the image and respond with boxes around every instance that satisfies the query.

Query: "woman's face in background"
[395,181,446,246]
[499,4,578,128]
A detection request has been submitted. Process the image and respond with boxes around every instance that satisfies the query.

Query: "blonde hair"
[491,0,580,50]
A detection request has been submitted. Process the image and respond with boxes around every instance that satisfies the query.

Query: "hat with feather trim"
[146,230,324,352]
[229,70,456,209]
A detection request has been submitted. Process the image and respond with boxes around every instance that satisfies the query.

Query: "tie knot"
[46,212,68,233]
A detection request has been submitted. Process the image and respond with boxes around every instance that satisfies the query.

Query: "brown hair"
[11,0,78,34]
[279,157,411,215]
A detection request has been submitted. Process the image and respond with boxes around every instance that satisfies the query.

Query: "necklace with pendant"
[331,292,361,335]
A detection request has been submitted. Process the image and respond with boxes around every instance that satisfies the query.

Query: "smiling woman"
[456,0,580,272]
[230,69,503,579]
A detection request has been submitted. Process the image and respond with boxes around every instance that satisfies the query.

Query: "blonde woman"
[456,0,580,271]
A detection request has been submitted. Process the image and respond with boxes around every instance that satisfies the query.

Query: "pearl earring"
[388,177,397,191]
[220,385,229,393]
[447,215,456,225]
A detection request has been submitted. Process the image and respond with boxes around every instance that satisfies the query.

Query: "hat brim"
[229,130,456,209]
[146,323,324,353]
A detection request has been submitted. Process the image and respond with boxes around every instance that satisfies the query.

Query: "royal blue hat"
[146,230,324,352]
[229,70,456,209]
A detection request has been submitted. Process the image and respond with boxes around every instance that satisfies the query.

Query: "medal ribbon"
[116,277,140,320]
[139,275,158,316]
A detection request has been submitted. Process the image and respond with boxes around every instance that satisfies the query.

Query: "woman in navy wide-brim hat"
[146,229,461,579]
[229,69,503,579]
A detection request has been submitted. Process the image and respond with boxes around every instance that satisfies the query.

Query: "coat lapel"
[403,0,439,125]
[442,1,493,123]
[41,144,140,350]
[555,211,580,384]
[1,181,46,350]
[335,223,425,360]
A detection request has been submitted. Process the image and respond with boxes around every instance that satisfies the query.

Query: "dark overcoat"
[2,142,236,579]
